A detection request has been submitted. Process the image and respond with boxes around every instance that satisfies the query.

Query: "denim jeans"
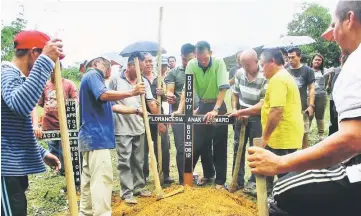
[47,140,64,173]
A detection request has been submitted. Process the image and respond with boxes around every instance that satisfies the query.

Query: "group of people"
[1,1,361,216]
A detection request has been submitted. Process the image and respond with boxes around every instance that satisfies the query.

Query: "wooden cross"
[148,74,235,186]
[40,99,81,186]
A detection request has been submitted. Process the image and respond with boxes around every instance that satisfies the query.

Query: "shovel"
[229,118,248,193]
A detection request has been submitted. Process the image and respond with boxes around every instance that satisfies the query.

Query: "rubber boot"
[317,119,325,141]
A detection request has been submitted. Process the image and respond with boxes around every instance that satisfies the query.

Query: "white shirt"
[333,43,361,122]
[333,43,361,182]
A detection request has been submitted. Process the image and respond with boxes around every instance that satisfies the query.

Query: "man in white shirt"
[247,1,361,215]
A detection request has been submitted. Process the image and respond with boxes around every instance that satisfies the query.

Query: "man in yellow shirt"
[229,48,303,191]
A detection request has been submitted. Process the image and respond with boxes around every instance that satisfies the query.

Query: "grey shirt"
[314,70,326,96]
[287,65,315,110]
[232,66,267,109]
[109,72,153,136]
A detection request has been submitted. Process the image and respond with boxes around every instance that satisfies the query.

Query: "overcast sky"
[1,0,338,66]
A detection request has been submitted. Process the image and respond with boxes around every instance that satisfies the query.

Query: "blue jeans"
[47,140,64,172]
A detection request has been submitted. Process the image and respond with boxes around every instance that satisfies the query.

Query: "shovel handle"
[254,138,269,216]
[134,57,163,198]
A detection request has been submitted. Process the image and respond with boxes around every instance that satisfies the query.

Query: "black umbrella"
[119,41,167,57]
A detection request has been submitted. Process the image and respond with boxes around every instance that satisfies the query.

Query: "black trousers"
[232,116,262,186]
[265,146,297,192]
[270,159,361,216]
[329,100,339,135]
[193,102,228,185]
[1,176,28,216]
[143,124,171,179]
[171,123,185,184]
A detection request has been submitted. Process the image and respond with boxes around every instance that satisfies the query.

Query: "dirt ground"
[111,185,257,216]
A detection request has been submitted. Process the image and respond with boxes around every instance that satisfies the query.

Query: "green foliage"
[287,3,341,67]
[62,67,82,83]
[1,9,27,61]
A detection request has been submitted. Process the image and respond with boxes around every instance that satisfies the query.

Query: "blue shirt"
[1,55,53,176]
[78,68,115,152]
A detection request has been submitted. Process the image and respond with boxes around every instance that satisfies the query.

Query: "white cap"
[84,56,111,68]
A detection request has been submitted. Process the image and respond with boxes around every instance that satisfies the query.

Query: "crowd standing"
[1,1,360,216]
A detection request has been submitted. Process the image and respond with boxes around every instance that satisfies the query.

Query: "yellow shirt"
[261,69,303,149]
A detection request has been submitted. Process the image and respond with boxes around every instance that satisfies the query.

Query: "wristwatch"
[136,108,139,115]
[309,104,315,109]
[213,106,220,112]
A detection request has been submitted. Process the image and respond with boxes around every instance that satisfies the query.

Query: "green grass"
[27,91,330,215]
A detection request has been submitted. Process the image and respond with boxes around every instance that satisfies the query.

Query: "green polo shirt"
[185,57,229,100]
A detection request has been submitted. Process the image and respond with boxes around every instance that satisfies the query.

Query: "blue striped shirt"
[1,55,54,176]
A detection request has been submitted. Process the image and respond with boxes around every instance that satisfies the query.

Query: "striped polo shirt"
[1,55,54,176]
[232,66,268,109]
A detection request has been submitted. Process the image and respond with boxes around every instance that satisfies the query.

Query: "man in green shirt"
[174,41,229,189]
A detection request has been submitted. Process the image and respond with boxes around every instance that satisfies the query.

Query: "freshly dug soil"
[112,185,257,216]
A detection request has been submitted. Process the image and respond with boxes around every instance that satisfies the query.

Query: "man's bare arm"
[308,83,315,107]
[100,83,145,102]
[215,89,227,109]
[112,104,138,114]
[147,100,159,114]
[278,119,361,173]
[99,90,133,101]
[263,107,283,144]
[232,93,239,111]
[175,91,186,113]
[239,100,264,116]
[229,77,235,86]
[31,109,38,126]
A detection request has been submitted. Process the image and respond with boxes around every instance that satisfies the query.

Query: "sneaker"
[124,197,138,205]
[196,176,215,186]
[243,182,257,197]
[134,189,152,197]
[164,176,175,184]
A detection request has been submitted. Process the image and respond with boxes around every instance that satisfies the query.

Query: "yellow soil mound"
[112,185,257,216]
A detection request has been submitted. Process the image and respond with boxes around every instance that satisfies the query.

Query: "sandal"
[196,177,215,186]
[215,183,228,191]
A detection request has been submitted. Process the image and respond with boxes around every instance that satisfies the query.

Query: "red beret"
[14,30,50,49]
[321,27,334,42]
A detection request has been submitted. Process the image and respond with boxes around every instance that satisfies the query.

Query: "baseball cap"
[14,30,50,49]
[84,56,111,68]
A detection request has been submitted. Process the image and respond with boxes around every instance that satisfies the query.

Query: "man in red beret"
[1,30,64,215]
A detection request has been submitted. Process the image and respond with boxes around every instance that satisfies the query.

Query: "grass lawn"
[27,91,330,215]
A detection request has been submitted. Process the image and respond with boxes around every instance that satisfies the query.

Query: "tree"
[287,3,341,68]
[62,67,83,83]
[1,4,27,61]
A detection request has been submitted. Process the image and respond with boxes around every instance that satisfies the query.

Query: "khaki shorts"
[303,112,310,134]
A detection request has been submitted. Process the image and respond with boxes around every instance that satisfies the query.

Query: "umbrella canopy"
[119,41,167,57]
[262,36,316,49]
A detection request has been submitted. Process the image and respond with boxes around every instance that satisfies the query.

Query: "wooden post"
[134,57,163,199]
[253,138,269,216]
[229,119,247,193]
[54,59,78,215]
[156,7,164,183]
